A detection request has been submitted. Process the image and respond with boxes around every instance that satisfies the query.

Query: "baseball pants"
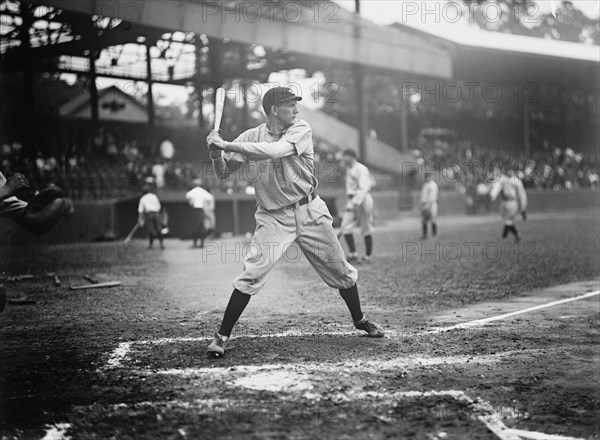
[233,196,358,295]
[341,193,374,236]
[500,200,519,225]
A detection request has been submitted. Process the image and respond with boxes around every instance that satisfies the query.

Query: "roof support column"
[399,87,409,152]
[89,51,99,124]
[354,0,367,162]
[146,44,155,127]
[522,100,530,158]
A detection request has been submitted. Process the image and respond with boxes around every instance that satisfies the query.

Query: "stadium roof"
[22,0,452,79]
[421,25,599,63]
[391,21,599,86]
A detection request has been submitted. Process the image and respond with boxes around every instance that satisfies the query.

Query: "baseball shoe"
[360,256,372,264]
[354,317,385,338]
[347,254,358,263]
[207,332,228,358]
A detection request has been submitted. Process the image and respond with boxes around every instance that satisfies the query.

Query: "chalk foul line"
[430,290,600,334]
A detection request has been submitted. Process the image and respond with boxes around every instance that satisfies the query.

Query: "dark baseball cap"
[263,87,302,107]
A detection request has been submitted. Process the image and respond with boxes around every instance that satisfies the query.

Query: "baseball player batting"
[490,167,528,242]
[205,86,385,358]
[340,149,375,263]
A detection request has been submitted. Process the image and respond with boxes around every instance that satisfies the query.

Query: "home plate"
[233,370,313,392]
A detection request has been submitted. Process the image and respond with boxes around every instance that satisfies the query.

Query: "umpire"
[205,87,385,357]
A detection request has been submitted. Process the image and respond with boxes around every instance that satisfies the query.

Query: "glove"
[521,211,527,221]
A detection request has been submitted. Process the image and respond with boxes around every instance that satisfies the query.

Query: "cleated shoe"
[354,317,385,338]
[207,332,228,358]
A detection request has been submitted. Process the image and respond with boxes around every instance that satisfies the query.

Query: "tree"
[462,0,599,44]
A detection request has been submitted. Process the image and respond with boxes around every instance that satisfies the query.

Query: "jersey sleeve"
[516,179,528,210]
[282,120,313,156]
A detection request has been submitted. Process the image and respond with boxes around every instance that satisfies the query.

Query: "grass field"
[1,209,598,439]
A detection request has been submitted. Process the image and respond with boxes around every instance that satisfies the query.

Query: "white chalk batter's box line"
[42,390,585,440]
[103,290,599,370]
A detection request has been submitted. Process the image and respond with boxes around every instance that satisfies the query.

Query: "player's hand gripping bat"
[208,87,226,154]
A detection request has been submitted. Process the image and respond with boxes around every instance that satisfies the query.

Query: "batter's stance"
[490,168,527,242]
[205,87,384,357]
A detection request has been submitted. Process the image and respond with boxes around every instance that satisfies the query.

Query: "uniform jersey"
[421,181,439,207]
[212,118,357,296]
[223,119,317,210]
[186,186,216,230]
[186,186,213,209]
[490,175,527,209]
[138,193,161,214]
[345,161,373,206]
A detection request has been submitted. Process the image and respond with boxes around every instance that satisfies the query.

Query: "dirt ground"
[1,209,599,439]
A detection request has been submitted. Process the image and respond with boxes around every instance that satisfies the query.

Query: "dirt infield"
[1,210,598,439]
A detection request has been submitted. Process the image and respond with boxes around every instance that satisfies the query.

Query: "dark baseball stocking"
[218,289,251,337]
[344,234,356,253]
[339,283,364,322]
[365,235,373,257]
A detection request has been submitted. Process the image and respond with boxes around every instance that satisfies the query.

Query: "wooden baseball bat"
[214,87,226,131]
[70,281,121,290]
[124,223,139,244]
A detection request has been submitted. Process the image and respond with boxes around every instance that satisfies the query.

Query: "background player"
[490,167,528,242]
[204,86,384,357]
[420,171,439,239]
[137,184,165,250]
[185,179,216,248]
[340,148,375,263]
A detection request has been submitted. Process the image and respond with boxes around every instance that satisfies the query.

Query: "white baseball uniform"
[490,174,527,226]
[186,186,216,230]
[341,160,374,236]
[212,119,357,296]
[421,180,439,222]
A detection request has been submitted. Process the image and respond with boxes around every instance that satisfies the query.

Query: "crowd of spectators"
[1,124,597,201]
[410,136,599,191]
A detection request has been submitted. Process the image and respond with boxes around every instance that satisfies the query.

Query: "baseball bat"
[70,281,121,290]
[124,223,139,244]
[214,87,226,131]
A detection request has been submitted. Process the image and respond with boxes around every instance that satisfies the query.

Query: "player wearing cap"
[340,148,375,263]
[205,86,385,357]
